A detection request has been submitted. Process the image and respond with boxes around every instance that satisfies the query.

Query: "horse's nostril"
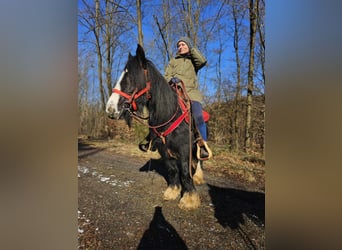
[106,106,112,113]
[107,111,122,120]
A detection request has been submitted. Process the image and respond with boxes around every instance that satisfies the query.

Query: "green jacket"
[164,47,207,103]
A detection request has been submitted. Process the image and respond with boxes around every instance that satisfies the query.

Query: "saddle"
[169,79,212,160]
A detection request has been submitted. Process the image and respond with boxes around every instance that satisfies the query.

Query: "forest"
[78,0,265,155]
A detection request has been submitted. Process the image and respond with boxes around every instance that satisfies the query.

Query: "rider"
[139,36,210,159]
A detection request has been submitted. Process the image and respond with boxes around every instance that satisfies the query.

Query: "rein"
[131,105,180,129]
[151,100,188,144]
[130,99,187,145]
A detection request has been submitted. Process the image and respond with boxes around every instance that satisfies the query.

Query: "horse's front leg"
[178,155,201,210]
[161,156,181,201]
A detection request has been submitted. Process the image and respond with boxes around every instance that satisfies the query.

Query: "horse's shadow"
[137,206,188,250]
[208,184,265,229]
[139,158,170,183]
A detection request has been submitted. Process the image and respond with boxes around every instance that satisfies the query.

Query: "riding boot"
[200,146,209,159]
[196,139,212,160]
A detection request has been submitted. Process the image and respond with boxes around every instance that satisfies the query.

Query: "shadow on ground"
[208,184,265,249]
[139,159,169,183]
[137,206,188,250]
[78,140,106,158]
[208,183,265,229]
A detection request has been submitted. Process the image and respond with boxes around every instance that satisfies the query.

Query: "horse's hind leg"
[163,158,181,201]
[178,157,200,210]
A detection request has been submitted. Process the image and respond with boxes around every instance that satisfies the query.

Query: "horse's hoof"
[163,185,181,200]
[178,192,200,210]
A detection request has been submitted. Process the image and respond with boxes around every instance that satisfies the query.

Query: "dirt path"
[78,141,265,249]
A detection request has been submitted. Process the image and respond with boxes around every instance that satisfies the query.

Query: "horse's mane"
[145,60,178,125]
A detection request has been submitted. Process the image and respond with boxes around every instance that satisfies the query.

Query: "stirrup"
[196,139,212,161]
[138,142,149,152]
[138,140,156,152]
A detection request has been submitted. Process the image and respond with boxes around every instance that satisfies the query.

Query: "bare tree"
[95,0,106,111]
[151,0,180,69]
[179,0,201,46]
[78,52,90,135]
[104,0,113,100]
[104,0,130,95]
[153,14,170,62]
[256,0,265,154]
[231,0,245,152]
[244,0,257,152]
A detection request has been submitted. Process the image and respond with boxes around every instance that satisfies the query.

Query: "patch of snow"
[78,166,89,174]
[100,177,110,182]
[78,165,134,188]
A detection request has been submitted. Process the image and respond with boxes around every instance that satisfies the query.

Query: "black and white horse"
[106,44,204,210]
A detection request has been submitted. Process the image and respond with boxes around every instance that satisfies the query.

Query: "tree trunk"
[136,0,144,47]
[95,0,106,111]
[256,0,265,155]
[232,1,242,152]
[105,0,113,96]
[257,0,265,86]
[245,0,257,152]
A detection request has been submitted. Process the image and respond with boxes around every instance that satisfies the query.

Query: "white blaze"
[105,70,126,114]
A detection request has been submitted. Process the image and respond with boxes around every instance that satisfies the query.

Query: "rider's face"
[177,41,190,55]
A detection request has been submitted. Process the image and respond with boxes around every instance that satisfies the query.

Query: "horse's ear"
[136,44,147,69]
[128,52,133,60]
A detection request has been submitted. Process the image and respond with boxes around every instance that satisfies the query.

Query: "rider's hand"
[169,77,181,85]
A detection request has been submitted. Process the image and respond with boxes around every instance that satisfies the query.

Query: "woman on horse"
[140,36,209,159]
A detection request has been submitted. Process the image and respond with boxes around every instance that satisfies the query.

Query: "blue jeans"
[191,101,207,141]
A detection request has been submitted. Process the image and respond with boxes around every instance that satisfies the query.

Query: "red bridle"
[112,69,151,111]
[112,81,151,111]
